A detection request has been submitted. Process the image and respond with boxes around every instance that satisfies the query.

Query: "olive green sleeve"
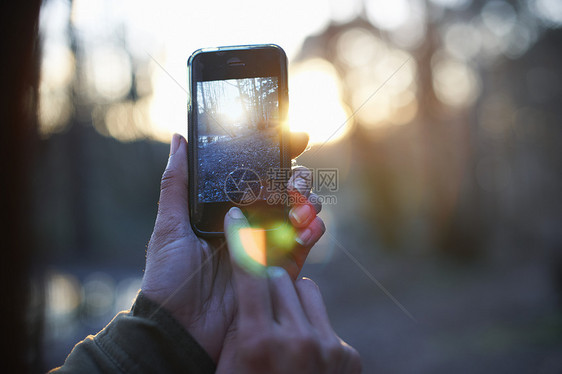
[50,292,216,374]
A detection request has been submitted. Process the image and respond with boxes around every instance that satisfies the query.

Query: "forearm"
[51,292,216,374]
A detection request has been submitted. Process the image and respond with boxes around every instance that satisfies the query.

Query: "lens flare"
[239,228,267,266]
[227,225,268,276]
[268,222,297,252]
[227,221,300,275]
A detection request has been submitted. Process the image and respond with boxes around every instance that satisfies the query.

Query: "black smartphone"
[187,44,290,237]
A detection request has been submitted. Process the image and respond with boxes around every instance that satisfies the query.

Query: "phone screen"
[188,46,289,236]
[196,76,280,204]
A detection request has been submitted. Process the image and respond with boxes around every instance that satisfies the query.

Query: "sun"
[221,97,245,124]
[288,58,352,146]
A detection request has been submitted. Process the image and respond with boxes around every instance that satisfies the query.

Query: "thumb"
[150,134,193,246]
[158,133,189,217]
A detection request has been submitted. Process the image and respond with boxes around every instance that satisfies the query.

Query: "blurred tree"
[34,0,164,265]
[0,1,42,372]
[294,0,559,258]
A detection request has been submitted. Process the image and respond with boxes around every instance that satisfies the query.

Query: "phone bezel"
[187,44,290,237]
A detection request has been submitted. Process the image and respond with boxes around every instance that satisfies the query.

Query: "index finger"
[224,207,272,325]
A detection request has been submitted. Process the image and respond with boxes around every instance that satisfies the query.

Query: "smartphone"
[187,44,290,237]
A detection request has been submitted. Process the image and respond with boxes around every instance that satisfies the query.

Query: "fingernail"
[228,207,245,219]
[296,228,312,246]
[267,266,286,278]
[290,204,311,225]
[170,134,180,155]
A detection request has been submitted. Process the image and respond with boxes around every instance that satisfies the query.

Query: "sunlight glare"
[289,59,352,145]
[366,0,410,30]
[329,0,362,24]
[133,0,333,144]
[221,98,245,124]
[148,57,188,142]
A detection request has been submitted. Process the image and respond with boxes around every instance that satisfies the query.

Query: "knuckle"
[293,333,319,356]
[347,346,362,373]
[160,168,178,191]
[325,339,345,363]
[271,266,291,282]
[150,214,187,246]
[309,193,323,214]
[268,268,294,289]
[239,334,276,362]
[291,166,312,176]
[290,167,313,194]
[315,216,326,233]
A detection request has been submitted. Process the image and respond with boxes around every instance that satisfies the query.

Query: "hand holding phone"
[141,130,325,362]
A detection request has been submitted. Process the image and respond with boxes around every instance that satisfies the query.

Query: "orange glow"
[238,227,267,266]
[289,58,352,145]
[340,34,418,130]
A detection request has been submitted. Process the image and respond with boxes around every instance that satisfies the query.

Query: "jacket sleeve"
[50,292,216,374]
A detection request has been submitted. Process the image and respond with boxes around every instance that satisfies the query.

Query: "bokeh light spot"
[532,0,562,27]
[481,1,517,36]
[336,28,382,68]
[86,45,132,101]
[366,0,411,30]
[432,55,480,108]
[82,272,115,319]
[41,41,75,88]
[98,99,153,142]
[444,22,482,61]
[39,86,72,137]
[345,46,417,129]
[429,0,470,9]
[46,272,81,317]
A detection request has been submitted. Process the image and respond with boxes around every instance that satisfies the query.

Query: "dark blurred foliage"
[34,126,166,266]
